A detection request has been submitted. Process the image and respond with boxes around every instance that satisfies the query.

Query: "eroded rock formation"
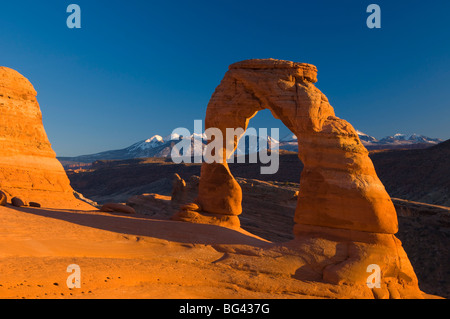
[0,67,93,209]
[0,190,6,206]
[172,59,422,298]
[100,203,136,214]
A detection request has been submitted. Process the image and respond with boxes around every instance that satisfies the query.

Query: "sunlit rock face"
[173,59,422,298]
[0,66,92,209]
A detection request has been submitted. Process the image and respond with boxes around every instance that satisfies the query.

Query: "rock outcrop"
[171,173,187,203]
[172,59,422,298]
[0,190,6,206]
[0,67,93,209]
[100,203,136,214]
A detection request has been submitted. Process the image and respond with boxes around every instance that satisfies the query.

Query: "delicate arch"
[174,59,397,235]
[171,59,421,297]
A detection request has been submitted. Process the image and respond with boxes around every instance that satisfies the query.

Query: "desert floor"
[0,205,440,299]
[0,204,294,299]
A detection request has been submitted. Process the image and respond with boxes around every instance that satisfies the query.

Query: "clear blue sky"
[1,0,449,156]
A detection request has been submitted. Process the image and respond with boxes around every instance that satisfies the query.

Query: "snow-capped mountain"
[276,131,443,152]
[235,134,279,155]
[378,133,442,145]
[58,130,443,165]
[59,132,279,164]
[359,131,443,150]
[278,133,298,152]
[127,135,165,152]
[356,130,378,143]
[279,133,297,143]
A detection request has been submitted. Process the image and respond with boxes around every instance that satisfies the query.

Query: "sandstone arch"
[173,59,422,297]
[175,59,398,234]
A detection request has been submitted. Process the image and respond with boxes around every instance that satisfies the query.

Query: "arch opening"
[226,109,303,242]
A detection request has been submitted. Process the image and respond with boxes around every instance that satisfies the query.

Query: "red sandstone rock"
[180,202,201,212]
[11,197,27,207]
[0,67,93,210]
[173,58,421,298]
[100,203,136,215]
[0,190,6,206]
[171,173,187,203]
[197,58,397,233]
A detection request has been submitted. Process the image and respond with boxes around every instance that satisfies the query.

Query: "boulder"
[29,202,41,208]
[11,197,27,207]
[100,203,136,214]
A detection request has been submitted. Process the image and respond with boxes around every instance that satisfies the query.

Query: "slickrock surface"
[0,67,92,210]
[172,59,422,298]
[0,204,441,299]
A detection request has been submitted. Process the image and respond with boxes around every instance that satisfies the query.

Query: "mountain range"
[355,131,443,149]
[58,130,444,166]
